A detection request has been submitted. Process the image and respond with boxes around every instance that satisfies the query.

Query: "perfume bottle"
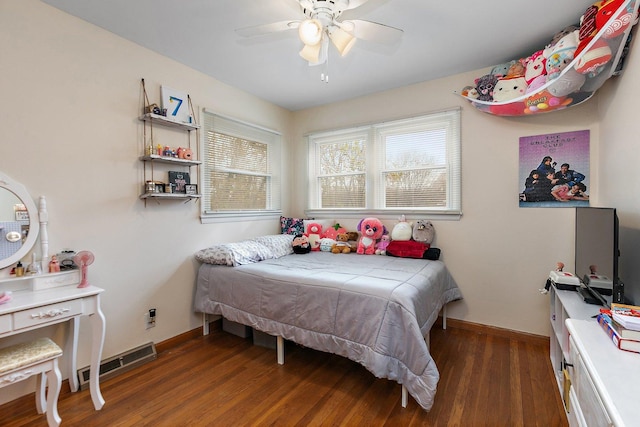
[15,261,24,277]
[26,253,41,275]
[613,281,625,304]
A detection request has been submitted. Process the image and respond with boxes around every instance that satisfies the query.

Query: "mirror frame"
[0,172,40,270]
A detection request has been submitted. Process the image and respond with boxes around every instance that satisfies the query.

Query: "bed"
[193,235,462,411]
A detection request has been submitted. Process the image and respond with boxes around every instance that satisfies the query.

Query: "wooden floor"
[1,321,568,426]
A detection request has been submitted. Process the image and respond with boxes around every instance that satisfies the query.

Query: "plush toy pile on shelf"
[459,0,638,116]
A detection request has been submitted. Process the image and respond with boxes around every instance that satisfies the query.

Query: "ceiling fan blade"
[235,20,300,38]
[343,19,403,44]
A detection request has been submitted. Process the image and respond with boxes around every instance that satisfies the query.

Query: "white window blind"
[201,111,281,218]
[307,109,460,216]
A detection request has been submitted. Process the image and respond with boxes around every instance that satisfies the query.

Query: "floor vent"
[77,342,156,390]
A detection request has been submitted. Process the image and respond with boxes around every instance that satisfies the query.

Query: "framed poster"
[519,130,590,208]
[161,86,191,124]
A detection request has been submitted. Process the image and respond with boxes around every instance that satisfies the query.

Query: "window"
[201,110,281,221]
[307,109,460,218]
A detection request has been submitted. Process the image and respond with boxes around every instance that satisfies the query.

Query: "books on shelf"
[610,303,640,331]
[596,313,640,354]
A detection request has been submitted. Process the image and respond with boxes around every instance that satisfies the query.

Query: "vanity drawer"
[0,313,11,334]
[14,299,83,329]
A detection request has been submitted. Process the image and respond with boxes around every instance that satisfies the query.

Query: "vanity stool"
[0,337,63,427]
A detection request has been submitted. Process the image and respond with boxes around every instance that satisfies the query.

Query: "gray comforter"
[194,251,462,410]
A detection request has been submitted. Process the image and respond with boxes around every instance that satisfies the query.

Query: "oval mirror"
[0,172,40,271]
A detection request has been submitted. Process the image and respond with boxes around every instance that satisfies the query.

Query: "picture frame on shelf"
[161,86,191,124]
[168,171,190,194]
[185,184,198,195]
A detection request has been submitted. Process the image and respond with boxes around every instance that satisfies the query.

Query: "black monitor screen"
[575,207,618,290]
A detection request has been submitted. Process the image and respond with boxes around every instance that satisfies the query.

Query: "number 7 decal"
[168,96,183,117]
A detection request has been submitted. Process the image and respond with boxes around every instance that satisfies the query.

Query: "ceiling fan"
[235,0,403,66]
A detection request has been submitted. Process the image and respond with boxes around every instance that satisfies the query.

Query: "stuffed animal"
[319,237,336,252]
[412,220,435,244]
[331,234,352,254]
[575,38,612,76]
[292,234,311,254]
[492,76,528,102]
[324,223,347,240]
[304,222,323,251]
[544,30,580,81]
[460,85,479,99]
[490,60,516,77]
[505,59,526,78]
[474,74,499,102]
[391,215,412,241]
[356,217,386,255]
[375,234,391,255]
[547,68,586,97]
[346,231,359,242]
[524,50,547,85]
[547,25,580,49]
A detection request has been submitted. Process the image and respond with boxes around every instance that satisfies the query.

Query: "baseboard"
[155,319,222,354]
[437,316,549,346]
[155,317,546,354]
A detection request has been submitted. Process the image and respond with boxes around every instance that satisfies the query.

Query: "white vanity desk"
[0,272,105,411]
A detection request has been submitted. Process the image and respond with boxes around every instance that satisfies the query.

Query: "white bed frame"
[202,304,449,408]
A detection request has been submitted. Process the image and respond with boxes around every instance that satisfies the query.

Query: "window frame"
[200,109,283,223]
[306,108,461,220]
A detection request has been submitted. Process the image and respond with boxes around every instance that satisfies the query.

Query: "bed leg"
[442,304,447,330]
[202,313,210,336]
[401,385,408,408]
[277,336,285,365]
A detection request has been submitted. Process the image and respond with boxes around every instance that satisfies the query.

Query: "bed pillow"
[195,240,273,266]
[252,234,294,258]
[280,216,305,235]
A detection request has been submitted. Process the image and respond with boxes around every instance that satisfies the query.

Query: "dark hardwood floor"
[1,320,567,426]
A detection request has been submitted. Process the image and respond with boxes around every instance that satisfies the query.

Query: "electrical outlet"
[146,308,156,329]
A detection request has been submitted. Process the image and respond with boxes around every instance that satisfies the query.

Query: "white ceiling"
[41,0,589,111]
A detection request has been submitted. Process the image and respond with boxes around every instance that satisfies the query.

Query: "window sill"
[304,209,462,221]
[200,210,282,224]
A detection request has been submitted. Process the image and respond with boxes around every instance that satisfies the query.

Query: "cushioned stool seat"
[0,337,63,427]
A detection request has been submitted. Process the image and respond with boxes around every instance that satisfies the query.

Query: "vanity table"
[0,171,105,410]
[0,276,106,410]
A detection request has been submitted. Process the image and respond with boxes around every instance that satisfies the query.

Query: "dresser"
[0,277,105,410]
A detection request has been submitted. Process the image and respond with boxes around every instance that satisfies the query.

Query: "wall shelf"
[138,155,201,166]
[138,113,200,131]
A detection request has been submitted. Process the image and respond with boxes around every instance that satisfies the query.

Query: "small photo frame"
[185,184,198,195]
[15,211,29,221]
[161,86,191,124]
[168,171,190,194]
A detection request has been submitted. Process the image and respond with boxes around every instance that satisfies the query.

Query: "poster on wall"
[519,130,590,208]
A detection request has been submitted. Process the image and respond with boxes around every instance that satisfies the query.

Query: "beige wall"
[0,0,292,403]
[1,0,639,404]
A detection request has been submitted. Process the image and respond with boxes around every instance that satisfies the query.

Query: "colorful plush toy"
[375,234,391,255]
[474,74,499,102]
[412,220,435,244]
[544,30,580,81]
[331,234,352,254]
[505,59,526,78]
[356,217,386,255]
[460,85,479,99]
[492,76,528,102]
[292,234,311,254]
[524,50,547,85]
[490,60,516,77]
[548,68,586,97]
[304,222,323,252]
[324,223,347,240]
[391,215,412,241]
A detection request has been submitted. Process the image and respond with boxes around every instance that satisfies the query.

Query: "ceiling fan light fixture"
[299,40,322,63]
[298,19,323,45]
[329,27,356,56]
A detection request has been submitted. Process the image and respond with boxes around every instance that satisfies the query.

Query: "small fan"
[74,250,95,288]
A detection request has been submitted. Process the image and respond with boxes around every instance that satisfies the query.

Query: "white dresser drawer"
[0,313,11,334]
[14,299,83,329]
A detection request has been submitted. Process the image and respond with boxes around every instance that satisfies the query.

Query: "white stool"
[0,337,63,427]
